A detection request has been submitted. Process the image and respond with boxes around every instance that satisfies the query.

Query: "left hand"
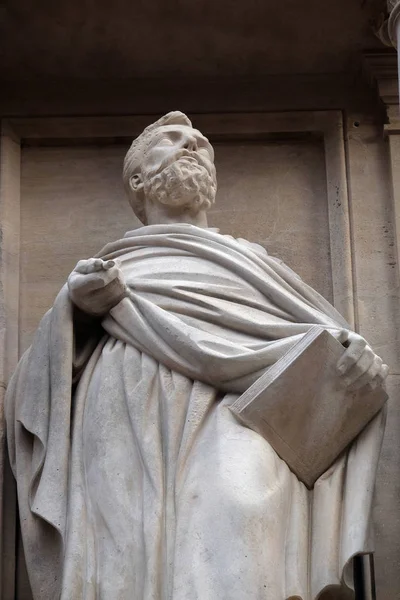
[337,331,389,391]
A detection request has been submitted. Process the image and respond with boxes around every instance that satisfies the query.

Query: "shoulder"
[235,237,268,256]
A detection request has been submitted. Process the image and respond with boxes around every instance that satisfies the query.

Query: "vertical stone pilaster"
[0,121,21,600]
[363,45,400,598]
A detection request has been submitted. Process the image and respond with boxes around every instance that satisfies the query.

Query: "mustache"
[149,150,215,179]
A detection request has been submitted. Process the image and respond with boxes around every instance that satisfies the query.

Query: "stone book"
[229,327,388,488]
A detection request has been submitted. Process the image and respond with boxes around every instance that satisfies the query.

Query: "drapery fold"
[6,224,385,599]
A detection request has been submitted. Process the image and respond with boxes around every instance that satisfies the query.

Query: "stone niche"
[1,105,400,598]
[17,112,351,353]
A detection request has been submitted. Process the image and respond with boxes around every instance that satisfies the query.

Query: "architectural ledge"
[363,51,399,108]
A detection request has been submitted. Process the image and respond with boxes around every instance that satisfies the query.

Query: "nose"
[183,135,198,151]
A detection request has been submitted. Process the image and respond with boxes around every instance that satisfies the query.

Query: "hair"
[122,111,193,224]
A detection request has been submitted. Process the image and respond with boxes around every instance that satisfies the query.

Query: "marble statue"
[6,112,389,600]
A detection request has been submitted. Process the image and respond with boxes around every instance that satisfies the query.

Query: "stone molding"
[364,51,398,105]
[363,50,400,133]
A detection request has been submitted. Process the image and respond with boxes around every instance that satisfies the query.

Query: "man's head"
[123,111,217,224]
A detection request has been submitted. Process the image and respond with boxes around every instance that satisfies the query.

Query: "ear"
[129,173,144,193]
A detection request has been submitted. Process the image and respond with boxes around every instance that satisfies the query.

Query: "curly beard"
[143,157,217,212]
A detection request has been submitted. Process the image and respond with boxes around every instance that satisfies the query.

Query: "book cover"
[229,327,387,488]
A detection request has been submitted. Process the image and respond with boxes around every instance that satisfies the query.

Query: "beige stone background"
[19,139,332,353]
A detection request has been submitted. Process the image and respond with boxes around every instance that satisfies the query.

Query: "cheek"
[144,146,175,175]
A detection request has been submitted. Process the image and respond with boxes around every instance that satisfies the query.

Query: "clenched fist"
[68,258,128,317]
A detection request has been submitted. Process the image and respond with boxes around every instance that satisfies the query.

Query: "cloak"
[6,224,386,599]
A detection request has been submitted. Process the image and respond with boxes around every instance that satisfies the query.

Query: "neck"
[144,201,209,228]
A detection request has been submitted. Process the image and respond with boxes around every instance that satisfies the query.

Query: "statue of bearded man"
[6,112,388,600]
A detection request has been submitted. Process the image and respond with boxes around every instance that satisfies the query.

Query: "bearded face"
[143,152,217,213]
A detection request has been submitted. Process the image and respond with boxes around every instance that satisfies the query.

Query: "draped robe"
[6,224,386,600]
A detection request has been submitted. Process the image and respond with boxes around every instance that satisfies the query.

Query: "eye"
[195,136,214,159]
[198,146,214,162]
[159,137,174,146]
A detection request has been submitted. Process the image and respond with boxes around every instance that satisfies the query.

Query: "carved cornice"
[363,51,398,105]
[363,51,400,131]
[370,2,400,129]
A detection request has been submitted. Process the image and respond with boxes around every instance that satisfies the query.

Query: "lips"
[176,153,214,178]
[178,156,198,165]
[176,156,202,170]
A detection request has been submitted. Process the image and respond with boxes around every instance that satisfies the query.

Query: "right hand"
[68,258,127,317]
